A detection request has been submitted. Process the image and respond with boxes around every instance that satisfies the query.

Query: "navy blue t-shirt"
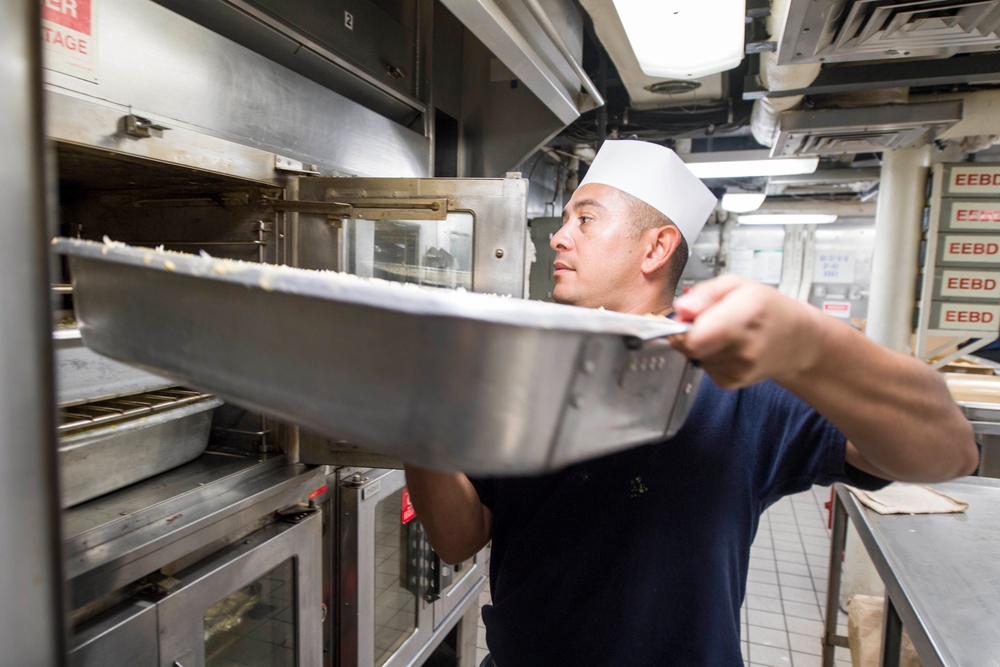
[469,377,887,666]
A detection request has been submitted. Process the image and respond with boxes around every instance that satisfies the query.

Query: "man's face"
[550,183,647,312]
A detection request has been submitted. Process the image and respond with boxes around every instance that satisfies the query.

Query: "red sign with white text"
[822,301,851,319]
[41,0,97,82]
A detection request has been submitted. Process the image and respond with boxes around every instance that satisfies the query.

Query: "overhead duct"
[778,0,1000,66]
[771,100,963,155]
[750,0,822,147]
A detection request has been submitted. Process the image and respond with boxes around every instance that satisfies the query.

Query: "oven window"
[374,488,419,666]
[203,559,297,667]
[350,212,473,290]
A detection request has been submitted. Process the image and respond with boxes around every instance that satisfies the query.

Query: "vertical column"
[842,145,931,607]
[867,145,932,352]
[0,0,66,663]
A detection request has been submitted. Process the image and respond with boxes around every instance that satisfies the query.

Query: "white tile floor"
[473,485,856,666]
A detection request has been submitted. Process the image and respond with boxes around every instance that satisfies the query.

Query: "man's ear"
[640,225,682,276]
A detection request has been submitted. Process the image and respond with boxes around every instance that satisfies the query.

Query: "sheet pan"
[54,237,702,473]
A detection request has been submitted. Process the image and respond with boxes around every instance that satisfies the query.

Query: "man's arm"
[670,276,979,482]
[403,465,492,564]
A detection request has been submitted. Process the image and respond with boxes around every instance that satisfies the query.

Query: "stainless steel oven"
[70,511,323,667]
[335,468,486,667]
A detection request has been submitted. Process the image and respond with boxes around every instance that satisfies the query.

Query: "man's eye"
[579,216,591,225]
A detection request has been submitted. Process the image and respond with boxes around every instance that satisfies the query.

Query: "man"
[405,140,977,665]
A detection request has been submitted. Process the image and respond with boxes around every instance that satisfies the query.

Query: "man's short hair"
[614,190,688,292]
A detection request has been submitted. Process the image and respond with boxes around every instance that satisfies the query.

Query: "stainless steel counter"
[823,478,1000,667]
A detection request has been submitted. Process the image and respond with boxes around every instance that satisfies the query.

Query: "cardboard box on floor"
[847,595,922,667]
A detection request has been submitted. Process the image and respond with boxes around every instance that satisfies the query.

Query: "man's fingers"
[672,274,747,321]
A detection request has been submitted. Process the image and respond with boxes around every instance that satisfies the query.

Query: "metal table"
[822,478,1000,667]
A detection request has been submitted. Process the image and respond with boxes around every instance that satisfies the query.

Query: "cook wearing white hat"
[551,140,716,314]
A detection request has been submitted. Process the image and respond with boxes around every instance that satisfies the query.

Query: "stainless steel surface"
[152,0,425,126]
[44,0,429,178]
[1,0,65,662]
[57,237,700,474]
[439,0,586,125]
[59,396,223,508]
[64,453,326,610]
[69,600,158,667]
[521,0,604,112]
[157,513,323,667]
[295,176,529,297]
[55,329,173,406]
[833,479,1000,667]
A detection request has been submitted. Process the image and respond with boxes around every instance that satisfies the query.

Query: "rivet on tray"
[582,359,596,374]
[570,393,585,408]
[684,383,693,394]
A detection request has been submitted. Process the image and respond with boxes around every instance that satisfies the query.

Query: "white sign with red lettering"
[42,0,96,82]
[933,302,1000,332]
[939,235,1000,265]
[935,269,1000,300]
[945,165,1000,195]
[822,301,851,319]
[942,200,1000,232]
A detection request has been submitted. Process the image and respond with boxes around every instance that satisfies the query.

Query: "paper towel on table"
[848,484,968,515]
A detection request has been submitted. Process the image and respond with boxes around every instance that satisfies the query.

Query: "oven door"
[338,468,432,667]
[286,176,529,298]
[157,512,323,667]
[431,548,485,632]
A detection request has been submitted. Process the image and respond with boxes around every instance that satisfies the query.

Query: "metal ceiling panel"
[772,101,963,155]
[779,0,1000,65]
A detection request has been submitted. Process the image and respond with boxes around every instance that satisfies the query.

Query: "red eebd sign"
[42,0,91,35]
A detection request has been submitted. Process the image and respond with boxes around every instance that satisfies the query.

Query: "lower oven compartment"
[69,511,323,667]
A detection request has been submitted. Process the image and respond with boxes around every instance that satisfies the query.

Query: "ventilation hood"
[772,100,963,155]
[779,0,1000,66]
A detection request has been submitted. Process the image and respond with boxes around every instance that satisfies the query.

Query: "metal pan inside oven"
[54,238,702,474]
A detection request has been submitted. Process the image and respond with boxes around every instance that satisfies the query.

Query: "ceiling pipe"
[749,0,821,147]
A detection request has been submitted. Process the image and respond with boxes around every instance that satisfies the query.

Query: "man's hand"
[669,275,826,390]
[668,274,978,482]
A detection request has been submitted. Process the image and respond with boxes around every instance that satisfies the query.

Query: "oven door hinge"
[122,114,170,139]
[277,504,319,524]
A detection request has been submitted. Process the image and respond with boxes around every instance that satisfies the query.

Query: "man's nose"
[550,224,572,251]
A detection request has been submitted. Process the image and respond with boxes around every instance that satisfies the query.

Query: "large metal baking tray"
[59,394,223,508]
[54,237,702,474]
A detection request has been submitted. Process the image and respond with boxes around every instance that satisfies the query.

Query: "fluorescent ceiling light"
[612,0,745,80]
[721,192,766,213]
[681,150,820,179]
[737,214,838,225]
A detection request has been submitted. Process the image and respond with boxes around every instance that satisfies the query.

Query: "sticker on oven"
[402,488,417,524]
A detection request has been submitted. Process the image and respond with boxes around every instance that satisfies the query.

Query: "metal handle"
[521,0,605,112]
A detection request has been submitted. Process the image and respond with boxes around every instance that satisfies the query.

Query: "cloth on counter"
[849,483,968,515]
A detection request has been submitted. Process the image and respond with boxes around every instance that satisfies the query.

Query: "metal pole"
[822,488,849,667]
[0,1,66,664]
[867,145,932,352]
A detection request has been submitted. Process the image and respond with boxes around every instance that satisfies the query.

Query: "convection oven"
[333,468,486,667]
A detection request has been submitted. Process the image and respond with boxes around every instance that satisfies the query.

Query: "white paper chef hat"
[579,140,717,246]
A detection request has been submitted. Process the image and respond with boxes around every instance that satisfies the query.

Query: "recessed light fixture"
[612,0,745,80]
[737,214,838,225]
[681,150,820,179]
[721,192,766,213]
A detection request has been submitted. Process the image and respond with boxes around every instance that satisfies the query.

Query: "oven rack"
[58,388,214,435]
